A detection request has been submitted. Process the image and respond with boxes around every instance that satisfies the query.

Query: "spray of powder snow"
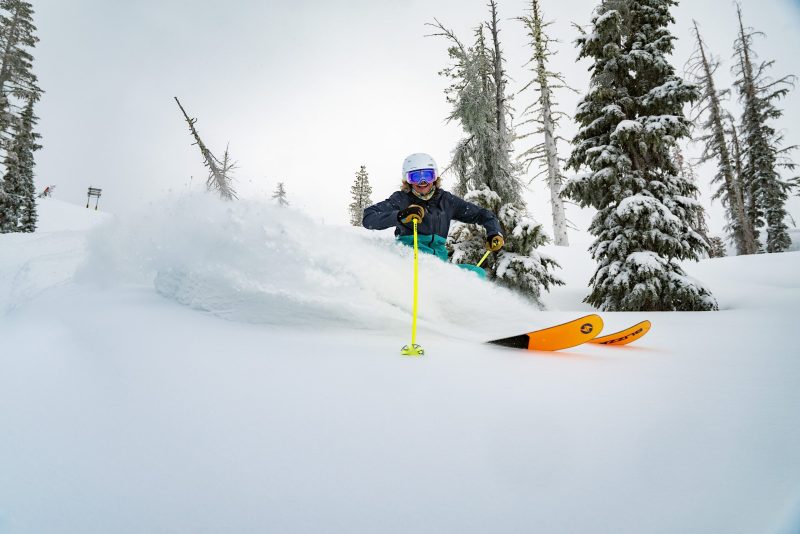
[80,194,544,340]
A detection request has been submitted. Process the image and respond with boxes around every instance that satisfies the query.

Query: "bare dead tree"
[174,96,237,201]
[517,0,576,246]
[687,20,757,255]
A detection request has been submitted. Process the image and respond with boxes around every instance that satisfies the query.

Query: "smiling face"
[411,180,434,195]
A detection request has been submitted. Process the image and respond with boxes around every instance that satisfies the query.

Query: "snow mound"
[685,249,800,311]
[81,194,540,338]
[35,197,111,232]
[0,199,112,313]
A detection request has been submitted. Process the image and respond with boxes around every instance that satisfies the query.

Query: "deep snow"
[1,197,799,534]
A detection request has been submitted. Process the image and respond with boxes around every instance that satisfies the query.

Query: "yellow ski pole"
[401,218,424,356]
[476,250,491,268]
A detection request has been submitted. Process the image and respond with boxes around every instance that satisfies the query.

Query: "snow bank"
[685,249,800,311]
[0,199,111,313]
[35,197,111,232]
[2,197,800,534]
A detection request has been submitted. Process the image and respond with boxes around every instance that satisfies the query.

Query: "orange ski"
[487,314,603,351]
[589,320,651,346]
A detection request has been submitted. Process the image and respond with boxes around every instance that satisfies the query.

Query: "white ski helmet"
[401,153,438,180]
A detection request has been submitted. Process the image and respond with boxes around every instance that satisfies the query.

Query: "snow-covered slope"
[1,196,799,534]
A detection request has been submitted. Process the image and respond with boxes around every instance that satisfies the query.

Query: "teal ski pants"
[396,234,487,279]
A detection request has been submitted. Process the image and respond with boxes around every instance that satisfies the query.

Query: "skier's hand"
[398,205,425,225]
[486,234,504,252]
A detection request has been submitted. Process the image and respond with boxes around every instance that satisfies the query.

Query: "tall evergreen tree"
[687,21,757,255]
[429,2,562,305]
[732,3,797,253]
[0,0,40,228]
[348,165,372,227]
[431,2,522,204]
[0,0,41,152]
[517,0,573,246]
[565,0,717,311]
[450,23,492,198]
[15,98,37,231]
[0,98,38,232]
[272,182,289,207]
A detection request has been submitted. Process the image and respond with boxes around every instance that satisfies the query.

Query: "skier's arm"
[450,194,502,237]
[362,192,406,230]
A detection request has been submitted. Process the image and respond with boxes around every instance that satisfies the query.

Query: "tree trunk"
[488,1,506,143]
[729,121,760,252]
[534,0,568,246]
[174,97,235,201]
[735,5,766,250]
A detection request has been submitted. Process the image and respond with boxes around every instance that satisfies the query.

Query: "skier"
[362,153,504,277]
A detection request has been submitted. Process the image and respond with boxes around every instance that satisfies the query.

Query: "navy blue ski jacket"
[362,189,501,239]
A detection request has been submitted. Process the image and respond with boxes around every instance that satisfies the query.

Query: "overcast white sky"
[32,0,800,239]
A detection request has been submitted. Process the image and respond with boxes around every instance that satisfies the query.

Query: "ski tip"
[589,320,651,346]
[487,334,530,350]
[487,314,604,352]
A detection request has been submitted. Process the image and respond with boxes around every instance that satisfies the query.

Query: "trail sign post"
[87,187,102,210]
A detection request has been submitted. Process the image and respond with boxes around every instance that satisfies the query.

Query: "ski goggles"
[406,168,436,185]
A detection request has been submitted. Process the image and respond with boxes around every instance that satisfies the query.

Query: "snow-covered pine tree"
[174,97,237,201]
[707,236,726,258]
[0,0,41,155]
[673,144,710,247]
[272,182,289,207]
[687,21,757,255]
[348,165,372,227]
[0,98,38,232]
[15,98,37,231]
[0,107,22,232]
[517,0,574,247]
[448,185,562,299]
[732,4,797,253]
[0,0,40,228]
[564,0,717,311]
[428,21,492,197]
[429,2,562,305]
[430,3,523,204]
[0,145,15,230]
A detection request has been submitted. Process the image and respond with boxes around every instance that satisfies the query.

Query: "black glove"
[486,234,504,252]
[397,205,425,225]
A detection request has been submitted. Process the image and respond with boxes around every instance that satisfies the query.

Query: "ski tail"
[487,314,603,352]
[589,320,651,346]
